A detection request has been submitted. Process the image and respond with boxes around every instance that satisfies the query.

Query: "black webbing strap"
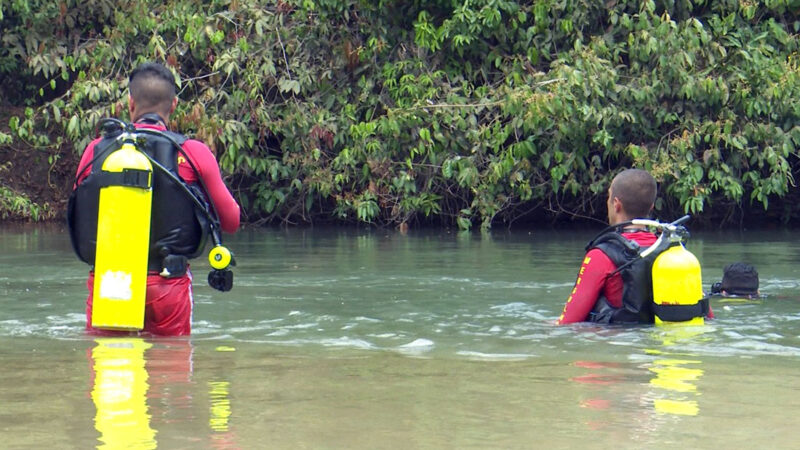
[653,297,710,322]
[95,168,152,189]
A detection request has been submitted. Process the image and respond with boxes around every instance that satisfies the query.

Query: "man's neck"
[134,112,168,127]
[620,226,647,234]
[613,217,647,233]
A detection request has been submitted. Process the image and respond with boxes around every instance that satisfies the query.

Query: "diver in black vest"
[557,169,713,325]
[69,62,240,336]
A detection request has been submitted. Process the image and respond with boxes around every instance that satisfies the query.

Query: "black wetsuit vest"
[586,230,710,324]
[587,231,657,324]
[67,128,210,272]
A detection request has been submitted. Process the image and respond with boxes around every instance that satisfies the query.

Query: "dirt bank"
[0,106,79,222]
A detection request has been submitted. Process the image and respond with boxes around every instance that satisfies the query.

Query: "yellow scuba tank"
[651,240,705,326]
[91,141,153,330]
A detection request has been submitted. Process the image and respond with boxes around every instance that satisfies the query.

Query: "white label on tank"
[98,270,133,300]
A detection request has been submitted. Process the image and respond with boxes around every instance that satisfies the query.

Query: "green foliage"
[0,186,48,221]
[0,163,49,221]
[2,0,800,227]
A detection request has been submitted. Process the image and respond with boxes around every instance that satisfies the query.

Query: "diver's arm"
[557,249,615,324]
[181,140,241,233]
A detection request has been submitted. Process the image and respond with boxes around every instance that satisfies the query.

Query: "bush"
[2,0,799,228]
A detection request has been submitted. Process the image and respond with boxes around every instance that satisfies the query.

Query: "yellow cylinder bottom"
[652,244,704,326]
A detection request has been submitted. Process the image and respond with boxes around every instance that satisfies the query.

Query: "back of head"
[611,169,657,218]
[720,262,759,296]
[129,62,177,119]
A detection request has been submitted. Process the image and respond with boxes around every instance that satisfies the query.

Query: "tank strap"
[95,169,152,189]
[652,297,709,322]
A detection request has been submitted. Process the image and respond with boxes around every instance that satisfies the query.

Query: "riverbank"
[0,127,78,222]
[0,105,795,230]
[0,135,795,231]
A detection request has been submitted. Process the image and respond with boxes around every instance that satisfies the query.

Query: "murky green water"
[1,224,799,449]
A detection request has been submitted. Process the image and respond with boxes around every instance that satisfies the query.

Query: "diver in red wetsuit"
[68,62,240,336]
[557,169,712,325]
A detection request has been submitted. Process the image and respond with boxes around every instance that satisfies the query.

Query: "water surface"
[1,224,798,448]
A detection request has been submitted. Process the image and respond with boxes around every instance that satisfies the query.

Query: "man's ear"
[612,196,623,214]
[169,97,177,115]
[128,95,136,118]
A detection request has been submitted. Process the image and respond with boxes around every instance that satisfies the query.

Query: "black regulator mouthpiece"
[208,268,234,292]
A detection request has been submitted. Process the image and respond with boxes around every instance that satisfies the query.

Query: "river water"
[1,224,798,449]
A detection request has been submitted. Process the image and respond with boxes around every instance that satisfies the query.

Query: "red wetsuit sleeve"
[74,138,103,187]
[557,248,618,324]
[179,139,240,233]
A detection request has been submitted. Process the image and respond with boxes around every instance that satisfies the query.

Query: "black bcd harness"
[586,230,656,324]
[585,223,708,325]
[67,116,234,291]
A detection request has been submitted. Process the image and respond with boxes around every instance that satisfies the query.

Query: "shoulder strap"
[587,231,641,264]
[588,232,657,324]
[73,135,122,186]
[161,130,188,145]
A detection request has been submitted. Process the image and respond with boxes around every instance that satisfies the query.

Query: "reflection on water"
[209,381,232,431]
[208,346,238,448]
[209,380,237,449]
[90,338,156,449]
[567,326,710,443]
[89,338,242,449]
[646,327,708,417]
[207,345,236,448]
[569,359,626,432]
[650,358,702,416]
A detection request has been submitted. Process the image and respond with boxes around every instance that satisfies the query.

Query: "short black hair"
[720,262,759,296]
[129,62,177,113]
[610,169,657,218]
